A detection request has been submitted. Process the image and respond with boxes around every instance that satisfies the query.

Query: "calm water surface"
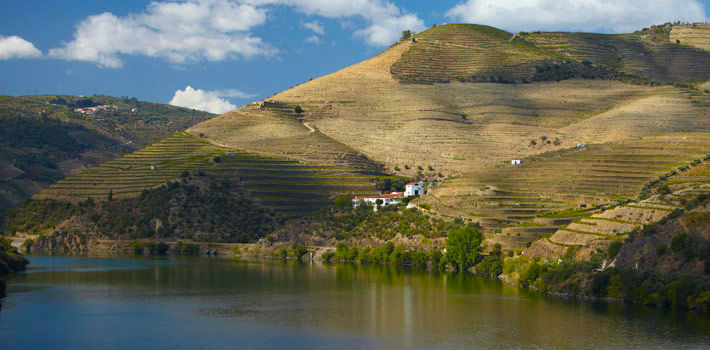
[1,255,709,349]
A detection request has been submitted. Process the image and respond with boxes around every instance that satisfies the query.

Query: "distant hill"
[29,23,710,251]
[0,95,214,213]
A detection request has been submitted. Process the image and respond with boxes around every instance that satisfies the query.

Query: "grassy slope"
[0,95,213,212]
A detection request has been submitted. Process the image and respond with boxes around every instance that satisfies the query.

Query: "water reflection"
[0,256,708,349]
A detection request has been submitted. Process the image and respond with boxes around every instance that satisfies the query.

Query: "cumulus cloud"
[0,35,42,60]
[445,0,707,33]
[304,35,322,44]
[169,86,253,114]
[49,0,425,67]
[49,0,274,68]
[301,20,325,35]
[272,0,426,46]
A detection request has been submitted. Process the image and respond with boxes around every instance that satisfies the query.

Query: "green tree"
[446,225,483,271]
[334,196,353,211]
[292,243,308,261]
[400,30,413,41]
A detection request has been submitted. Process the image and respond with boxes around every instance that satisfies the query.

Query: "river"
[1,255,708,349]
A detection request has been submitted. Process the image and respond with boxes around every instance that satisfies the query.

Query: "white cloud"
[445,0,707,33]
[250,0,426,46]
[49,0,274,68]
[50,0,425,67]
[0,35,42,60]
[301,20,325,35]
[169,86,253,114]
[304,35,322,44]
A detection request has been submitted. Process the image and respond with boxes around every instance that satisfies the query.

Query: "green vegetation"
[503,256,710,311]
[283,203,468,242]
[0,236,29,298]
[445,225,484,271]
[0,94,213,214]
[324,242,445,269]
[5,179,283,243]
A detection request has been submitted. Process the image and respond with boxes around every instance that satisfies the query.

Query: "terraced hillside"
[390,24,558,83]
[37,132,383,217]
[525,30,710,83]
[670,23,710,51]
[35,23,710,232]
[527,157,710,260]
[0,95,213,212]
[428,133,710,250]
[390,23,710,84]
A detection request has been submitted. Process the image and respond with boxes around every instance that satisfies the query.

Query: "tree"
[107,190,113,201]
[294,106,303,114]
[446,225,484,271]
[334,196,353,211]
[400,30,413,41]
[292,243,308,261]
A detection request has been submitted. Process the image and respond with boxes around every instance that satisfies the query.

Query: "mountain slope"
[32,23,710,246]
[0,95,214,212]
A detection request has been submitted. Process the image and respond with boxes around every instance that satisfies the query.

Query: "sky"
[0,0,708,114]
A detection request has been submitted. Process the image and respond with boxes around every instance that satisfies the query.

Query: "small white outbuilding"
[511,159,522,165]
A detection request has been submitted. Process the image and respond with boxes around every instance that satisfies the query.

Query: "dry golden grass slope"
[42,24,710,240]
[188,23,710,249]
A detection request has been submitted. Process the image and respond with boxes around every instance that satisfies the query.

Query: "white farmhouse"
[352,192,403,208]
[404,181,424,197]
[511,158,522,165]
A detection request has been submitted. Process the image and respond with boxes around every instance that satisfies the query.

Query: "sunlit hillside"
[39,23,710,246]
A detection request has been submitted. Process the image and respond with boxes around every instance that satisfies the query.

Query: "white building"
[404,181,424,197]
[352,192,403,208]
[576,143,587,148]
[511,159,522,165]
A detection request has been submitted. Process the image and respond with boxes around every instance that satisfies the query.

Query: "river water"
[0,255,708,349]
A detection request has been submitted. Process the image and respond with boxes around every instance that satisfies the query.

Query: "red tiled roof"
[406,181,421,186]
[352,193,403,200]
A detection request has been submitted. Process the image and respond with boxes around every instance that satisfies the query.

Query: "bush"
[671,233,688,253]
[180,243,199,256]
[277,247,288,260]
[131,241,144,255]
[292,243,308,261]
[22,239,34,254]
[321,250,335,263]
[607,241,623,258]
[656,244,667,256]
[294,106,303,114]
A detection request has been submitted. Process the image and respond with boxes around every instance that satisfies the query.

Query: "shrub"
[607,241,623,258]
[655,244,667,256]
[277,247,288,260]
[294,106,303,114]
[22,239,34,254]
[131,241,144,255]
[180,243,199,256]
[321,250,335,263]
[292,243,308,261]
[671,233,688,253]
[334,196,353,211]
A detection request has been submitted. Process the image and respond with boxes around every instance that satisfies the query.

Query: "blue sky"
[0,0,708,113]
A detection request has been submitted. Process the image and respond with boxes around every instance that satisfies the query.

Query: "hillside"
[0,95,213,213]
[31,23,710,249]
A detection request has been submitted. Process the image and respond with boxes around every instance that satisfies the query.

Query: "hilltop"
[0,95,213,213]
[23,23,710,254]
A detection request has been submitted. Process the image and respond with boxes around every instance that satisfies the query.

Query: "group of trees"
[321,223,484,271]
[0,236,29,299]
